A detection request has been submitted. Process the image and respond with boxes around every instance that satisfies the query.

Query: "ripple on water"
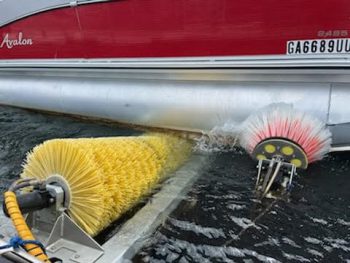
[135,151,350,262]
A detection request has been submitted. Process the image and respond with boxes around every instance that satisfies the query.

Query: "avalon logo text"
[0,32,33,49]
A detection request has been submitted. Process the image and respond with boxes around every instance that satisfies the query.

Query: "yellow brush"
[21,133,192,236]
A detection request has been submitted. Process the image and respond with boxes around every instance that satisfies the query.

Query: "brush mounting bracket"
[255,157,296,198]
[46,175,72,210]
[1,178,103,262]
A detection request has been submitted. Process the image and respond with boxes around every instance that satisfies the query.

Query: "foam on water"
[168,218,226,239]
[227,203,247,211]
[282,252,311,262]
[304,237,323,245]
[307,248,323,258]
[337,219,350,226]
[194,122,239,153]
[230,216,261,230]
[281,237,301,248]
[310,217,328,225]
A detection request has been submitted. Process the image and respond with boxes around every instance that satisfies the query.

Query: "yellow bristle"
[21,134,192,236]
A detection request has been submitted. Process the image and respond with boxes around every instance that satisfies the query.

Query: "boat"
[0,0,350,147]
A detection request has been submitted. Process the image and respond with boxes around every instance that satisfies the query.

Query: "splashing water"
[194,122,240,153]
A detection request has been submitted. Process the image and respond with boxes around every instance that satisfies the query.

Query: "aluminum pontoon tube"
[0,68,349,145]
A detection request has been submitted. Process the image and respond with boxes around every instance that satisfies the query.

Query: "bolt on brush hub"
[46,174,72,210]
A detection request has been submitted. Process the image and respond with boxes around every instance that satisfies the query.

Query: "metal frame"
[1,55,350,68]
[256,158,296,198]
[46,213,104,263]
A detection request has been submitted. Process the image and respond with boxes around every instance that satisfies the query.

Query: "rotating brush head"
[239,103,332,166]
[21,134,192,236]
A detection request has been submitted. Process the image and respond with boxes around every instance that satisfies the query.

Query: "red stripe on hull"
[1,0,350,59]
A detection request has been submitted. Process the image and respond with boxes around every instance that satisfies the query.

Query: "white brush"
[239,103,332,163]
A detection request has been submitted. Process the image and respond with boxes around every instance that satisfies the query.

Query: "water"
[134,152,350,262]
[0,106,349,262]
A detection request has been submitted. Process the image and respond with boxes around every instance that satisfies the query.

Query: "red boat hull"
[1,0,350,59]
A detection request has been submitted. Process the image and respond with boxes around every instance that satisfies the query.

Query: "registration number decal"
[287,38,350,55]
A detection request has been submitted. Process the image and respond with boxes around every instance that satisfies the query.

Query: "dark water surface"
[0,106,349,262]
[134,152,350,262]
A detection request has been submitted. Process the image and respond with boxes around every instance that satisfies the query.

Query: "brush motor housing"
[2,189,55,217]
[2,183,67,218]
